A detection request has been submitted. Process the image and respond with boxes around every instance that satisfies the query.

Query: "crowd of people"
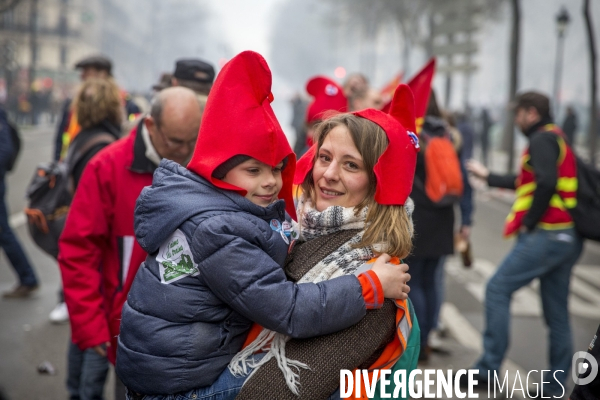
[0,49,598,400]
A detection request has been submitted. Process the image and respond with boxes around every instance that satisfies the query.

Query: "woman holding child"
[117,51,419,400]
[234,82,421,400]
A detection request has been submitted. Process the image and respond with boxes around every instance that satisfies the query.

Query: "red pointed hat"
[187,51,297,219]
[294,84,419,206]
[305,76,348,123]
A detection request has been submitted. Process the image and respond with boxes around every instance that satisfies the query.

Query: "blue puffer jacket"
[116,160,368,395]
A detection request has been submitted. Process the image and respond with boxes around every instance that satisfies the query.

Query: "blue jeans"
[407,257,442,349]
[474,228,583,395]
[0,173,38,286]
[67,341,109,400]
[128,354,341,400]
[128,354,265,400]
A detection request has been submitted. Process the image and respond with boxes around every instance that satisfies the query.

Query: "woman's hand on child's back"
[371,253,411,300]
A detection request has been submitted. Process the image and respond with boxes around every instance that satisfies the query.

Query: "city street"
[1,126,600,399]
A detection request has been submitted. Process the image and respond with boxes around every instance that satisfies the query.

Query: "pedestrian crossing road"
[431,256,600,399]
[446,258,600,320]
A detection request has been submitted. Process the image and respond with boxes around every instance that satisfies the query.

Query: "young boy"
[116,51,389,396]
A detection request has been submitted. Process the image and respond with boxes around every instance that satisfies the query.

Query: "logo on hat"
[194,71,210,80]
[325,84,339,96]
[407,131,420,149]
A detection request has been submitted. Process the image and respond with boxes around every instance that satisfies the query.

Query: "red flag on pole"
[382,58,436,129]
[406,58,436,133]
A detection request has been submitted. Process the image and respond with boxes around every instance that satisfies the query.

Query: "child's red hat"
[187,51,297,219]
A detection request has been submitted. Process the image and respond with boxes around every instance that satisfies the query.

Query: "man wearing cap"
[170,58,215,96]
[59,86,203,400]
[465,91,583,397]
[151,72,173,92]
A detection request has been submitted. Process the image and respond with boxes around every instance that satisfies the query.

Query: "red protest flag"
[406,58,436,133]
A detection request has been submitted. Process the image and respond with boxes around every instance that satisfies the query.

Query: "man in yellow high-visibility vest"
[464,92,583,397]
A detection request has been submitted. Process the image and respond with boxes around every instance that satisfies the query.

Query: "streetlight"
[553,6,570,118]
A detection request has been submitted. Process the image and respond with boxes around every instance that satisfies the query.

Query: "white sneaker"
[49,302,69,324]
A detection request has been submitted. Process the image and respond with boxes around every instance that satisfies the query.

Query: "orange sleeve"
[357,270,384,309]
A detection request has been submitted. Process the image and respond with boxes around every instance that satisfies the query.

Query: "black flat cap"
[173,59,215,84]
[75,55,112,74]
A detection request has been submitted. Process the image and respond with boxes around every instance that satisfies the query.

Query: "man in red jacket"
[58,86,204,400]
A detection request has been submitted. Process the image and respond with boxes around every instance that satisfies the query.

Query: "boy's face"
[222,159,284,207]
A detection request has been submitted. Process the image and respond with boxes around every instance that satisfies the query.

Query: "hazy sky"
[211,0,295,139]
[212,0,600,103]
[209,0,600,144]
[211,0,282,60]
[466,0,600,110]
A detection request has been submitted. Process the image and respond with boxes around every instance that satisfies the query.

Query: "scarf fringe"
[230,331,310,395]
[229,329,276,376]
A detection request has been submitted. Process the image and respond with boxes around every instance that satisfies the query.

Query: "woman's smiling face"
[312,125,370,212]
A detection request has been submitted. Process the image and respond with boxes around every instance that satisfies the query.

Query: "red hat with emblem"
[187,51,297,219]
[305,76,348,123]
[294,84,419,206]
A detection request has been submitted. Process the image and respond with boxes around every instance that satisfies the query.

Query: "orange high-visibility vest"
[504,124,577,237]
[58,110,81,160]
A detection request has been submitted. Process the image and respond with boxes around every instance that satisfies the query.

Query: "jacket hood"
[294,84,419,206]
[186,50,296,220]
[135,159,287,253]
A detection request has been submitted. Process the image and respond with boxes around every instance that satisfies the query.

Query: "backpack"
[416,117,464,206]
[24,132,116,258]
[6,121,21,172]
[569,157,600,241]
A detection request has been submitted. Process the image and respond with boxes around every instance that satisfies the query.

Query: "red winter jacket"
[58,122,155,363]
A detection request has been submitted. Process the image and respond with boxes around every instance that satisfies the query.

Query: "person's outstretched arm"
[466,159,517,189]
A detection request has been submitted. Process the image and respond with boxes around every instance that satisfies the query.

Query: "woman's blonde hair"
[73,78,123,130]
[300,113,413,258]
